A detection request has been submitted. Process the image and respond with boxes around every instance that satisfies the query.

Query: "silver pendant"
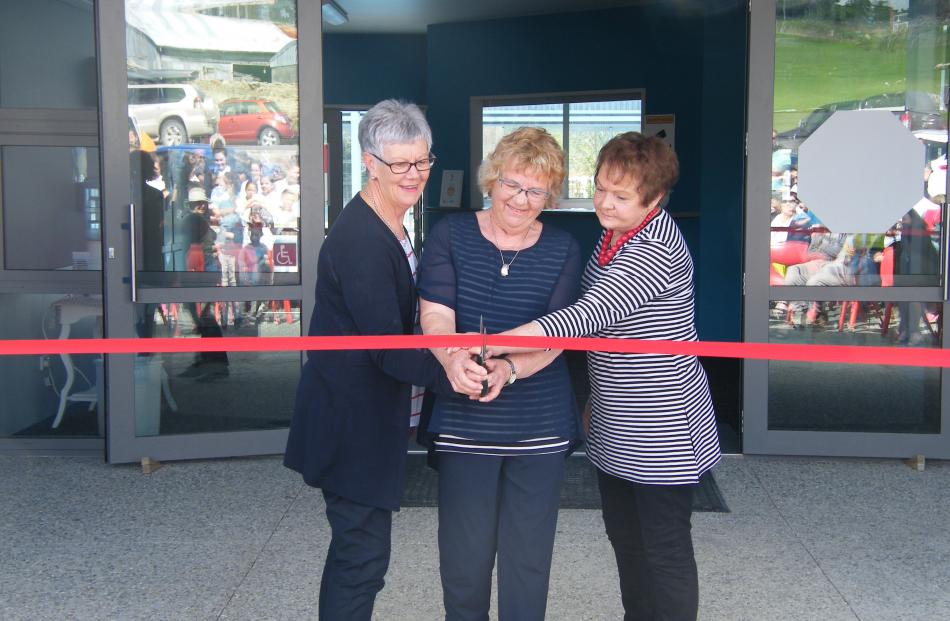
[500,263,510,277]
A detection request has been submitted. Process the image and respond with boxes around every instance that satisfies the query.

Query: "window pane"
[770,2,946,287]
[1,147,101,270]
[0,2,97,109]
[479,97,643,206]
[768,299,941,433]
[567,100,642,198]
[133,299,300,436]
[0,293,103,439]
[341,110,367,205]
[482,103,564,163]
[127,1,300,287]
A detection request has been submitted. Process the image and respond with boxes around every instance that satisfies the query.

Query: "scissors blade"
[478,315,489,397]
[479,315,487,359]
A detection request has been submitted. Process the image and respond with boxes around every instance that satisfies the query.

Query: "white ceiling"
[324,0,686,34]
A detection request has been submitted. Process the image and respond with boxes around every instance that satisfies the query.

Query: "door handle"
[129,202,138,303]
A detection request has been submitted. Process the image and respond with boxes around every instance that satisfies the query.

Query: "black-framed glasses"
[369,152,437,174]
[497,177,551,203]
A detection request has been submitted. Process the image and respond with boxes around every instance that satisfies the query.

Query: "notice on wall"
[440,170,463,208]
[644,114,676,153]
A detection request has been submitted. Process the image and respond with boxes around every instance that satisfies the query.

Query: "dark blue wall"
[323,33,427,105]
[424,4,747,341]
[426,7,704,214]
[698,2,746,342]
[322,6,747,342]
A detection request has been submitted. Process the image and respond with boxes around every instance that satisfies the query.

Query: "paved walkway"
[1,454,948,620]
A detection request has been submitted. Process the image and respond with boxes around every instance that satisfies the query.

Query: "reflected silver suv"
[128,84,219,146]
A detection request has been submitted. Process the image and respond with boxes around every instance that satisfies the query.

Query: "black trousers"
[319,491,393,621]
[597,469,698,621]
[438,451,565,621]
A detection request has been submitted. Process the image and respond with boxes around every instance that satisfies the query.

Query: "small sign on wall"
[644,114,675,153]
[440,170,463,208]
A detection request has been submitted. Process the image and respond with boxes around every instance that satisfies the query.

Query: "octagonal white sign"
[797,110,924,233]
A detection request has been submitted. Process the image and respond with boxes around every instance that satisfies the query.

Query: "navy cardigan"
[283,195,453,511]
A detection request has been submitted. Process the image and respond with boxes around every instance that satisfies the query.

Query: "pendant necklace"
[488,212,532,277]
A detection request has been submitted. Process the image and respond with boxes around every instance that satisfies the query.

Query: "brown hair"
[478,127,565,208]
[595,132,679,205]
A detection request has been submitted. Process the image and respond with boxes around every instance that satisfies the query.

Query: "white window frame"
[470,88,646,211]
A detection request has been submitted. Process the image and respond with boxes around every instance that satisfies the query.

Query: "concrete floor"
[1,453,947,620]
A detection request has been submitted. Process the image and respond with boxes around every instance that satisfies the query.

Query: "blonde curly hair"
[478,127,565,209]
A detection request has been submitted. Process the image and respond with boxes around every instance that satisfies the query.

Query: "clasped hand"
[442,349,508,402]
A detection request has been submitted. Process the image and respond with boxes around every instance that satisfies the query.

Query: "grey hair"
[358,99,432,155]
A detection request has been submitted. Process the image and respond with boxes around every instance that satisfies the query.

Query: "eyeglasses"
[369,152,437,174]
[497,178,551,204]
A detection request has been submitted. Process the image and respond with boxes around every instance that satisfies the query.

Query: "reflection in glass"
[126,0,300,287]
[770,2,946,286]
[0,293,103,439]
[342,110,367,204]
[134,299,300,436]
[1,147,101,271]
[566,100,641,198]
[768,299,941,433]
[481,99,642,204]
[482,103,564,170]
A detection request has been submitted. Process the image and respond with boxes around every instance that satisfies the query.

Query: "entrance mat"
[402,454,729,512]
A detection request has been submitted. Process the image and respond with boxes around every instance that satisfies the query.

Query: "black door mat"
[402,454,729,512]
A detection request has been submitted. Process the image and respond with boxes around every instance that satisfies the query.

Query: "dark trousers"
[438,451,565,621]
[597,469,698,621]
[319,491,393,621]
[185,302,229,365]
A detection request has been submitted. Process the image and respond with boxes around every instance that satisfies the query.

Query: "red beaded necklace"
[597,207,659,267]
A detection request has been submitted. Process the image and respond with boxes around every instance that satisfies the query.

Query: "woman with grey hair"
[284,99,481,620]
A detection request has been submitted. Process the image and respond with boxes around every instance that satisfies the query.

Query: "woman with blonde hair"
[418,126,582,620]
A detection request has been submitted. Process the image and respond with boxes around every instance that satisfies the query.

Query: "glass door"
[97,0,323,463]
[0,1,103,452]
[744,0,950,458]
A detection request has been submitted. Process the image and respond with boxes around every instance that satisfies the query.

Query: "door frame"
[743,0,950,458]
[96,0,324,463]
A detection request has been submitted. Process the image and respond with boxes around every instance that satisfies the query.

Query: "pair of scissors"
[474,315,489,397]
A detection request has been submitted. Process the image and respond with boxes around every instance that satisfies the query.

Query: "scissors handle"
[474,353,490,397]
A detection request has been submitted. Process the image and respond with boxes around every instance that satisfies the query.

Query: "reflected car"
[128,83,219,147]
[860,91,947,132]
[774,99,860,149]
[218,99,296,146]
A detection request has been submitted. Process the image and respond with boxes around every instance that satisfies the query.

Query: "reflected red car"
[218,99,296,146]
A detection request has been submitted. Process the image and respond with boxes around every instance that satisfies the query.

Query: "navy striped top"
[535,209,721,485]
[418,213,582,446]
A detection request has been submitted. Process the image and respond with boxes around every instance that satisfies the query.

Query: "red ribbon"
[0,335,945,368]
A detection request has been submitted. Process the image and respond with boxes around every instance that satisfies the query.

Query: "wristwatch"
[500,356,517,385]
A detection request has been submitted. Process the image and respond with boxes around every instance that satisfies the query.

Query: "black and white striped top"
[535,209,721,485]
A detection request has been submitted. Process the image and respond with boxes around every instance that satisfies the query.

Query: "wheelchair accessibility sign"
[272,237,298,273]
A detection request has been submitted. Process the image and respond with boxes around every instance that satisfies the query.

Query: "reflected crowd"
[769,129,942,346]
